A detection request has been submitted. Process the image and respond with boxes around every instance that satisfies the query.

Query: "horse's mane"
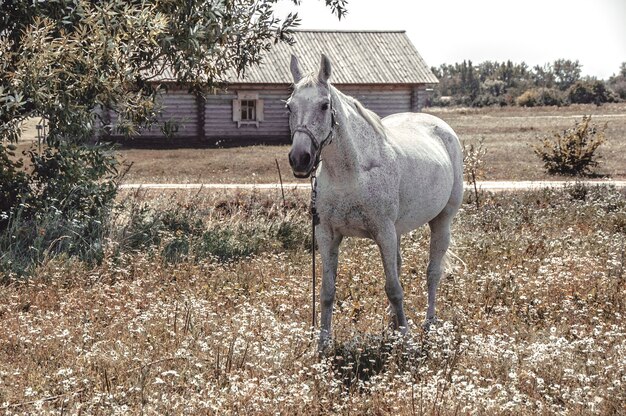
[352,98,385,138]
[333,87,386,138]
[294,75,387,138]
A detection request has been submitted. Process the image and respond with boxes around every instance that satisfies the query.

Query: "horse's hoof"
[391,325,408,336]
[387,314,409,335]
[422,317,439,331]
[317,332,332,356]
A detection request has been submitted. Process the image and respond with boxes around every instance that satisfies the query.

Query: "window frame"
[232,92,264,128]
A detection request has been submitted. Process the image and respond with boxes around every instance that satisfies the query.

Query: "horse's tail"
[442,238,467,276]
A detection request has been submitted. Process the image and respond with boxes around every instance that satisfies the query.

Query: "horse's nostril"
[288,152,296,167]
[300,152,311,167]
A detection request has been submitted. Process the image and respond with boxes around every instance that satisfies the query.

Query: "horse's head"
[287,54,336,178]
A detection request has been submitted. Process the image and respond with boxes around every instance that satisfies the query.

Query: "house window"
[240,100,256,121]
[233,92,264,127]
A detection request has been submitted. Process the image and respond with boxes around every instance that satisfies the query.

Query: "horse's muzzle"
[288,137,315,178]
[290,162,314,178]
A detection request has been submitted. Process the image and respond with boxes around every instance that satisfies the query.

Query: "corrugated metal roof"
[229,30,438,85]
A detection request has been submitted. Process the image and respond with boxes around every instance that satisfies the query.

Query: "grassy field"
[12,103,626,183]
[1,186,624,414]
[107,103,626,183]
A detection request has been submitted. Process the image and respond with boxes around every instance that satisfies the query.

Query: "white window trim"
[232,92,264,128]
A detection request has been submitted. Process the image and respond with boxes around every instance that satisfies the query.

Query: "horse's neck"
[321,89,383,179]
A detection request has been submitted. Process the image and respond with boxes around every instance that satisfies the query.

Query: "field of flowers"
[1,185,624,414]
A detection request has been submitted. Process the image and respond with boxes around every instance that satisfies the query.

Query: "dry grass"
[104,103,626,183]
[11,104,626,183]
[1,186,624,414]
[426,103,626,180]
[119,146,293,184]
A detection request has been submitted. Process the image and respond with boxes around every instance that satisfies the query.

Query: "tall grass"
[110,189,311,264]
[1,185,624,414]
[0,143,119,279]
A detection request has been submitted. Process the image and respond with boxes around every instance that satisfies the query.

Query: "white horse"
[287,54,463,351]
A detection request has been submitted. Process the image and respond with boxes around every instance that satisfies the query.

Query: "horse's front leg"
[316,226,342,352]
[374,223,408,333]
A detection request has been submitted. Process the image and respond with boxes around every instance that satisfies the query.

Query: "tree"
[568,79,614,105]
[532,63,556,89]
[552,59,581,91]
[0,0,347,275]
[607,62,626,100]
[0,0,347,143]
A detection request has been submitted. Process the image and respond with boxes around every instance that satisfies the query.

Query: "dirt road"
[119,180,626,191]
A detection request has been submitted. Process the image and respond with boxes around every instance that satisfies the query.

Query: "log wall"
[106,83,431,146]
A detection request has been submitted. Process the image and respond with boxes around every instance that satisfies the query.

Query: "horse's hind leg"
[424,209,453,328]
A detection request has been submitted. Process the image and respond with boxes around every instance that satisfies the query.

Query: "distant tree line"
[430,59,626,107]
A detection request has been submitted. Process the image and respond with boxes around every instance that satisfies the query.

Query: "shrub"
[276,220,309,250]
[0,142,120,277]
[0,144,29,231]
[110,193,311,265]
[532,115,606,176]
[537,88,566,106]
[568,80,615,104]
[516,88,565,107]
[428,95,451,107]
[197,227,262,262]
[516,90,538,107]
[116,202,163,250]
[608,78,626,100]
[462,137,487,208]
[607,64,626,100]
[472,93,507,107]
[472,80,508,107]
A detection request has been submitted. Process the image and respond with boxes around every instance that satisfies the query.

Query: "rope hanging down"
[310,174,320,331]
[303,96,335,333]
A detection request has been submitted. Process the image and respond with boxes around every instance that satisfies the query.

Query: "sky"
[273,0,626,79]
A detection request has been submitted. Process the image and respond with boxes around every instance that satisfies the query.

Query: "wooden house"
[108,30,438,146]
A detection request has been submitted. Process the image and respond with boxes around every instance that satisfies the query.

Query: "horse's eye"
[285,103,292,113]
[321,102,329,111]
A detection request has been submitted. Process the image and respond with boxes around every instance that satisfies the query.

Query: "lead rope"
[310,173,320,335]
[306,100,335,338]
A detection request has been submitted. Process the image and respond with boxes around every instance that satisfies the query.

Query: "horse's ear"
[290,54,303,83]
[318,54,332,84]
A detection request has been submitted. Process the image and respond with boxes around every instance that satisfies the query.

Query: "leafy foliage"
[0,145,29,229]
[111,192,310,265]
[430,59,624,107]
[0,144,120,277]
[607,62,626,100]
[0,0,346,142]
[567,80,616,105]
[516,88,565,107]
[0,0,346,275]
[551,58,582,91]
[533,115,606,176]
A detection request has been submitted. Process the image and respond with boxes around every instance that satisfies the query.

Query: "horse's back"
[382,112,462,180]
[382,113,460,154]
[381,112,464,232]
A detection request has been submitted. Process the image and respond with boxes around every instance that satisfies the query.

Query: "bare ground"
[11,103,626,183]
[426,103,626,181]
